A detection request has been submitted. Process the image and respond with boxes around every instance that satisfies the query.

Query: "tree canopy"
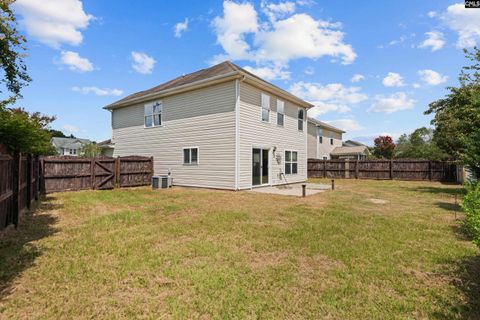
[372,136,395,159]
[0,0,31,108]
[425,47,480,175]
[0,108,56,154]
[395,127,448,160]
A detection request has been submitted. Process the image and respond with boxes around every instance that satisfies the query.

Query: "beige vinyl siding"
[307,121,318,159]
[112,80,236,189]
[238,82,307,189]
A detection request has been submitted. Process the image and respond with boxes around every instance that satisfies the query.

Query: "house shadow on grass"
[407,183,465,197]
[0,196,60,301]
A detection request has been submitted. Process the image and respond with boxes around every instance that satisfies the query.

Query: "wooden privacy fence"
[308,159,457,182]
[41,156,153,193]
[0,150,41,231]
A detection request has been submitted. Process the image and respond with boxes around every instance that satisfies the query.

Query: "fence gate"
[93,158,116,190]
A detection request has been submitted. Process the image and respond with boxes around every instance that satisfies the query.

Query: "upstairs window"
[330,132,334,145]
[277,100,284,126]
[318,127,323,143]
[145,101,162,128]
[183,147,198,165]
[261,93,270,122]
[285,150,298,175]
[297,108,304,131]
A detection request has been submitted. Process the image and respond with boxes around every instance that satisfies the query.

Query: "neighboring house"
[98,139,115,157]
[307,119,370,160]
[104,61,313,190]
[330,146,370,160]
[343,140,365,147]
[51,137,91,156]
[307,117,344,160]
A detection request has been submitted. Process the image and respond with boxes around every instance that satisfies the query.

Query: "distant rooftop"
[307,117,345,133]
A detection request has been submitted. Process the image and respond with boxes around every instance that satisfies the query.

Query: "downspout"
[234,79,240,190]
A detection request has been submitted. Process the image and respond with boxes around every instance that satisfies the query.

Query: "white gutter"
[104,72,241,110]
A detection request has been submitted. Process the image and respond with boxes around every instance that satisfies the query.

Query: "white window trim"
[261,93,270,123]
[297,108,305,131]
[144,100,163,129]
[318,127,323,144]
[276,99,284,126]
[284,149,299,175]
[182,146,199,165]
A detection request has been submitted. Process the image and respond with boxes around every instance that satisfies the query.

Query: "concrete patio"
[249,182,331,197]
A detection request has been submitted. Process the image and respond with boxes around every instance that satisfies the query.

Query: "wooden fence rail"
[308,159,458,182]
[41,155,153,193]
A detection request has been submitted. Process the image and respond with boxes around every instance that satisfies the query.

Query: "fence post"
[11,152,20,228]
[389,160,394,180]
[355,160,359,179]
[323,159,327,178]
[39,157,46,194]
[115,157,120,188]
[26,154,32,210]
[91,158,96,190]
[345,159,349,179]
[428,161,433,181]
[34,156,39,201]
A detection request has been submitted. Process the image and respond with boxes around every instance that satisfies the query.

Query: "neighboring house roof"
[51,137,91,149]
[105,61,314,110]
[343,140,366,147]
[307,117,345,133]
[98,139,114,148]
[330,145,369,156]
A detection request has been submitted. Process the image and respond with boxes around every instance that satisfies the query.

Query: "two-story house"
[51,137,91,156]
[307,118,344,160]
[105,61,313,190]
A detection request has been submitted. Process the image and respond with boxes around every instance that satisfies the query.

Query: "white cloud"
[131,51,156,74]
[62,124,80,133]
[174,18,189,38]
[442,3,480,48]
[382,72,404,87]
[418,31,445,51]
[211,1,356,79]
[290,81,368,116]
[72,86,123,96]
[368,92,415,114]
[427,11,437,18]
[325,119,364,131]
[351,74,365,83]
[261,1,296,22]
[212,1,258,61]
[13,0,94,48]
[418,69,448,85]
[243,64,290,80]
[412,83,421,89]
[59,51,93,72]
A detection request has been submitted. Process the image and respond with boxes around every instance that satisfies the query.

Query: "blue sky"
[9,0,480,145]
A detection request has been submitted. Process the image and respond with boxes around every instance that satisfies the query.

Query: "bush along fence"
[308,159,458,182]
[0,149,153,232]
[0,149,41,232]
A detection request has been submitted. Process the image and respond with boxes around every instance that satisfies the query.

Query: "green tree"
[425,48,480,161]
[464,128,480,179]
[0,0,31,108]
[395,127,448,160]
[81,143,102,158]
[373,135,395,159]
[0,107,56,154]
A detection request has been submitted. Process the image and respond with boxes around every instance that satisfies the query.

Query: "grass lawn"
[0,179,479,319]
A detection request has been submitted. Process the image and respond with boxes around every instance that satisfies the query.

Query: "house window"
[330,132,334,145]
[183,147,198,165]
[69,149,76,155]
[285,150,298,175]
[318,127,323,143]
[323,157,328,160]
[277,99,284,126]
[297,108,304,131]
[261,93,270,122]
[145,101,162,128]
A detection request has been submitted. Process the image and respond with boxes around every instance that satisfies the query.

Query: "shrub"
[462,181,480,247]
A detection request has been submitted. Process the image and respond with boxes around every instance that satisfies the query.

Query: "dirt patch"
[368,198,389,204]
